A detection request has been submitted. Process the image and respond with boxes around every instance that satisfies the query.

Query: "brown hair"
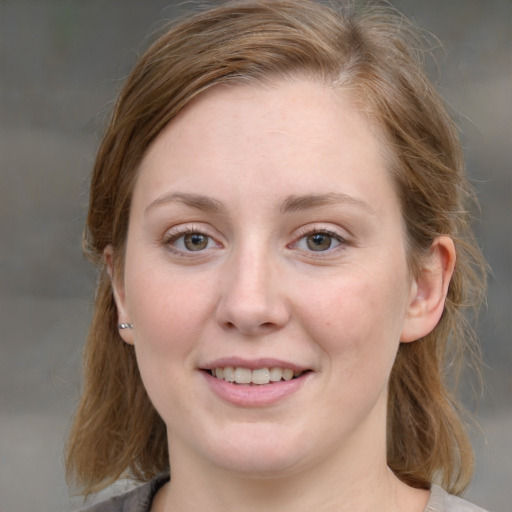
[66,0,487,496]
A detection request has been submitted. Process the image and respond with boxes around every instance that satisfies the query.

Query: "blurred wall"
[0,1,510,511]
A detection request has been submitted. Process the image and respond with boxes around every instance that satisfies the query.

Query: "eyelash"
[290,226,349,254]
[161,225,221,255]
[161,225,349,256]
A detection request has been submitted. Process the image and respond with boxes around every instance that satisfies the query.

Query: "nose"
[215,247,290,336]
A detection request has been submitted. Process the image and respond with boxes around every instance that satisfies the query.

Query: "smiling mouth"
[207,367,308,385]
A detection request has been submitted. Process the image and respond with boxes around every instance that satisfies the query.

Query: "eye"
[305,232,338,251]
[164,228,219,253]
[293,229,344,252]
[181,232,210,251]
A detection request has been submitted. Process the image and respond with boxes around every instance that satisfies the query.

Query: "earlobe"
[400,236,456,343]
[103,245,135,345]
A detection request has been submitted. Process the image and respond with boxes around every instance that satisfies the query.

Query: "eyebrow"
[145,192,224,214]
[280,192,375,215]
[144,191,375,216]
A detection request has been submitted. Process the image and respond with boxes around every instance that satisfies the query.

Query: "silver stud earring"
[118,323,134,330]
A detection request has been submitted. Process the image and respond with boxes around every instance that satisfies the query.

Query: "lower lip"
[202,371,310,407]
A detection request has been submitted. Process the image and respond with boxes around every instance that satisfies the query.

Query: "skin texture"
[108,80,455,512]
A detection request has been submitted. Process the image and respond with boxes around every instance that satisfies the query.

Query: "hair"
[66,0,487,497]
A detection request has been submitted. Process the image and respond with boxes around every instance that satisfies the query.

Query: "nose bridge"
[216,237,289,335]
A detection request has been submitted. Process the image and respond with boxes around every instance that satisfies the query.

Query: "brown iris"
[184,233,209,251]
[306,233,333,251]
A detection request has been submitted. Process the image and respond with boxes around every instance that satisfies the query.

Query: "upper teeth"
[211,367,300,385]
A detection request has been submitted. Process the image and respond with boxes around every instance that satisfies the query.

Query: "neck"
[155,396,429,512]
[157,435,425,512]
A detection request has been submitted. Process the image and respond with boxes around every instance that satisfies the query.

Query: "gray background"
[0,1,510,511]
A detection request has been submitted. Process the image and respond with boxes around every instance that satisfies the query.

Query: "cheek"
[124,258,215,358]
[123,263,214,420]
[298,265,410,375]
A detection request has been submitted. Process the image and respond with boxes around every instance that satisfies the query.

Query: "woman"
[66,1,488,511]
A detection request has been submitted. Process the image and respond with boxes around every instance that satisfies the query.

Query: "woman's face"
[114,80,423,478]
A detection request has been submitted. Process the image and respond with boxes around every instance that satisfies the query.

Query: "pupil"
[307,233,331,251]
[184,233,208,251]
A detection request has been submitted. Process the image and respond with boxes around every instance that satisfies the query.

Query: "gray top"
[425,484,489,512]
[77,474,489,512]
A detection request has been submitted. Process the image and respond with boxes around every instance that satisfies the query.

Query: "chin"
[199,423,316,477]
[215,450,306,478]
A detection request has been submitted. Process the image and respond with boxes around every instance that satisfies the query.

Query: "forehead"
[140,79,383,165]
[134,79,397,216]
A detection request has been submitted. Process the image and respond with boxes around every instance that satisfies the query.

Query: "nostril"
[228,320,278,332]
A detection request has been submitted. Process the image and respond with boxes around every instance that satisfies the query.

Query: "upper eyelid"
[288,225,351,254]
[161,226,222,257]
[293,223,349,240]
[163,223,216,239]
[161,224,222,249]
[159,222,350,246]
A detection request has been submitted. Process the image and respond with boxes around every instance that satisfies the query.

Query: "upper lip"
[201,357,310,372]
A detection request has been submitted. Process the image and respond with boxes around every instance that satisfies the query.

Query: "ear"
[400,236,456,343]
[104,245,134,345]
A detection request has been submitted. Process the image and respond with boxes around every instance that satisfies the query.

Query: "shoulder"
[75,473,170,512]
[425,484,489,512]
